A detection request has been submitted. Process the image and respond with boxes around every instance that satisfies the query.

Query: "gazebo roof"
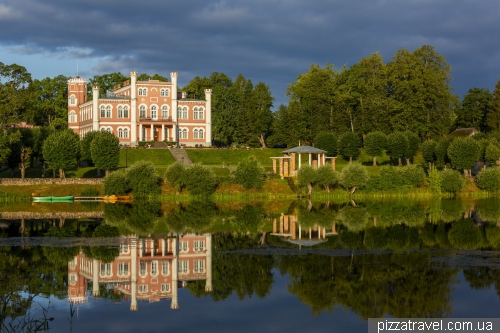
[281,145,326,154]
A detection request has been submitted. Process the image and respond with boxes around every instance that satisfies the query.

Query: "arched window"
[140,105,146,118]
[123,106,129,118]
[106,105,111,118]
[193,129,199,139]
[182,107,188,119]
[118,128,124,138]
[123,127,129,138]
[160,88,170,97]
[180,128,188,139]
[198,107,204,120]
[198,129,204,139]
[69,94,77,106]
[69,111,76,123]
[193,107,198,120]
[100,105,106,118]
[118,106,123,118]
[151,105,157,120]
[162,105,169,119]
[139,88,147,96]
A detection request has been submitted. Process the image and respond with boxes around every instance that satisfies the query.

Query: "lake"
[1,198,500,332]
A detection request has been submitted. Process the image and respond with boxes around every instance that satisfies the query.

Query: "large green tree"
[387,45,456,138]
[364,131,387,166]
[42,129,80,178]
[90,130,120,176]
[27,75,68,126]
[455,88,492,132]
[487,77,500,131]
[447,137,481,176]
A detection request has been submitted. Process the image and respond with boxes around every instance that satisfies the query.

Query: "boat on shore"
[32,196,74,203]
[103,195,131,203]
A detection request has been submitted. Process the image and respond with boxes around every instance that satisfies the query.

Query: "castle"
[67,71,212,147]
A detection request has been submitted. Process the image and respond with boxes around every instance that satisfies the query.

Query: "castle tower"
[67,77,88,135]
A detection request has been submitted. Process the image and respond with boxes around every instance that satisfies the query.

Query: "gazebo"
[270,145,336,178]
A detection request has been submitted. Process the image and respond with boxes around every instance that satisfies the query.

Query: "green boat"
[32,196,74,203]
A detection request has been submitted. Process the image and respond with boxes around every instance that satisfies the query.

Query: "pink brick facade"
[68,71,212,147]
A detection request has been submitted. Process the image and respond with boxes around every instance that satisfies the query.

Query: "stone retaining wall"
[0,178,102,185]
[0,212,103,219]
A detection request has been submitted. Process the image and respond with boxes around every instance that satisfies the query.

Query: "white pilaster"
[204,89,212,146]
[130,71,138,146]
[171,72,178,144]
[205,234,212,292]
[131,235,138,311]
[92,259,100,298]
[162,124,165,141]
[92,85,99,131]
[171,236,179,309]
[150,124,154,141]
[139,124,143,142]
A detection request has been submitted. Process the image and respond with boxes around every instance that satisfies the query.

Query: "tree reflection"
[165,201,216,233]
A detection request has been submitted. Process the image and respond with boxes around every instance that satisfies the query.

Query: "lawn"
[119,148,176,167]
[185,148,284,167]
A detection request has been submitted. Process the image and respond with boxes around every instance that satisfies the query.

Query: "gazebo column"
[273,219,277,233]
[323,154,326,166]
[309,228,312,239]
[331,157,336,171]
[308,153,312,166]
[272,159,277,173]
[298,154,302,169]
[298,224,302,240]
[284,160,289,177]
[279,158,284,178]
[291,153,296,172]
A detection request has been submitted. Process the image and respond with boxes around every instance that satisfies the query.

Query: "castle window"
[180,128,188,139]
[118,263,129,276]
[162,261,170,275]
[194,260,205,273]
[123,106,129,118]
[118,127,129,138]
[178,261,188,274]
[194,240,205,252]
[106,105,111,118]
[69,94,77,106]
[151,261,158,276]
[138,88,148,96]
[198,107,204,120]
[161,88,170,97]
[139,285,148,293]
[151,105,157,120]
[140,105,146,118]
[118,106,123,118]
[182,107,188,119]
[161,284,170,292]
[179,241,188,252]
[162,105,169,119]
[69,111,76,123]
[100,263,112,277]
[100,105,106,118]
[140,262,147,276]
[194,129,204,139]
[193,107,198,120]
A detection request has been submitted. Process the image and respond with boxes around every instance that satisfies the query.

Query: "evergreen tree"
[456,88,492,131]
[487,77,500,131]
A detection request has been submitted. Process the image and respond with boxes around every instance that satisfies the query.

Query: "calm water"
[2,198,500,333]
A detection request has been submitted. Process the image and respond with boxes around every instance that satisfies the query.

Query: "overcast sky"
[1,0,499,108]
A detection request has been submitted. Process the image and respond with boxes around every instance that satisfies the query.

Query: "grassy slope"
[185,148,284,167]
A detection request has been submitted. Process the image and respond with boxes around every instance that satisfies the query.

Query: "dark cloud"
[1,0,499,106]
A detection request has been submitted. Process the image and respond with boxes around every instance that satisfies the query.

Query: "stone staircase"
[150,141,169,149]
[169,148,193,165]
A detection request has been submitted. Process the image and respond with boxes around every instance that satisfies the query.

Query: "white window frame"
[140,105,147,118]
[179,241,188,252]
[178,261,189,274]
[100,263,112,277]
[139,285,148,293]
[69,111,76,123]
[162,105,169,119]
[118,262,129,277]
[194,240,205,252]
[151,105,158,120]
[69,94,77,106]
[140,262,147,276]
[151,260,158,276]
[194,260,205,274]
[123,105,129,118]
[162,261,170,276]
[161,284,171,292]
[179,128,188,139]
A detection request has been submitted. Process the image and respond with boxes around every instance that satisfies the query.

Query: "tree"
[447,137,481,176]
[339,162,369,193]
[80,131,98,165]
[42,129,79,178]
[90,131,120,176]
[387,45,456,138]
[88,72,128,98]
[103,171,129,195]
[165,162,186,194]
[485,141,500,166]
[386,131,407,166]
[364,131,387,166]
[435,137,453,168]
[456,88,492,132]
[486,77,500,131]
[267,104,308,148]
[313,131,337,157]
[339,132,361,162]
[181,164,218,196]
[403,131,421,164]
[316,165,339,192]
[420,140,437,169]
[27,75,68,126]
[297,165,317,196]
[476,168,500,192]
[440,169,466,193]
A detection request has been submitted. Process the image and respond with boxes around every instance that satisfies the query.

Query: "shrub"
[476,167,500,192]
[386,131,407,166]
[435,137,453,169]
[126,161,161,196]
[339,162,368,193]
[181,164,218,196]
[90,131,120,175]
[165,162,186,191]
[420,140,437,167]
[427,168,442,193]
[233,158,265,189]
[440,169,465,193]
[103,171,129,196]
[403,165,426,188]
[313,131,337,157]
[485,142,500,166]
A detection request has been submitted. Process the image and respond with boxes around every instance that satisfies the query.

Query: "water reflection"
[68,233,212,311]
[2,199,500,331]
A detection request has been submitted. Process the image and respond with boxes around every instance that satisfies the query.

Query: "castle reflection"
[67,233,212,310]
